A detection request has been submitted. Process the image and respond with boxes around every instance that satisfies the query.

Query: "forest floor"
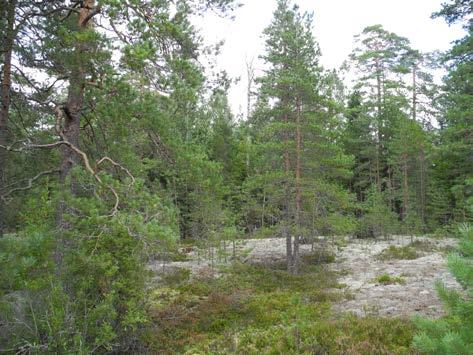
[331,236,459,318]
[146,235,459,353]
[150,235,459,318]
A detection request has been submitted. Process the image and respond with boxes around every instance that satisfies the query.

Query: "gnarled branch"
[1,169,60,201]
[96,156,136,186]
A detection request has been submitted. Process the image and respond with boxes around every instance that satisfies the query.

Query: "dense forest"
[0,0,471,353]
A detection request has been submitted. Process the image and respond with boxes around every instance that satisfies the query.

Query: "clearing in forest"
[150,236,459,319]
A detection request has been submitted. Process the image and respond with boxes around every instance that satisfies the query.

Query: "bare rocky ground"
[331,236,460,318]
[149,236,460,318]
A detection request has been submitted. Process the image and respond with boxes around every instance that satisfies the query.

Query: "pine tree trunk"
[261,190,266,229]
[293,97,302,274]
[412,65,417,121]
[419,146,426,228]
[375,62,382,192]
[387,165,394,209]
[57,0,97,226]
[283,112,293,272]
[412,65,426,229]
[403,152,408,221]
[0,0,16,237]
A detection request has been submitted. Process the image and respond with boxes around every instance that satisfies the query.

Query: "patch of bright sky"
[193,0,465,117]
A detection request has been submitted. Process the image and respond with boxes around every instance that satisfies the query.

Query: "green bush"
[0,176,180,353]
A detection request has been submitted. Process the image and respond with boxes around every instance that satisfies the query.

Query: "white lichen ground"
[331,236,460,318]
[149,236,460,318]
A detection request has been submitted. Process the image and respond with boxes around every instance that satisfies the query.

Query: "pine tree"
[0,1,239,351]
[349,25,411,193]
[251,0,353,272]
[431,0,473,224]
[348,25,439,230]
[0,0,16,237]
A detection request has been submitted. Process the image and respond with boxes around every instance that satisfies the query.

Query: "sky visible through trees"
[194,0,466,116]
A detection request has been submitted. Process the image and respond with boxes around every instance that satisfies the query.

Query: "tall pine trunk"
[0,0,16,237]
[419,146,426,228]
[283,112,293,272]
[293,97,302,274]
[412,65,417,121]
[57,0,97,226]
[375,60,382,193]
[412,65,426,229]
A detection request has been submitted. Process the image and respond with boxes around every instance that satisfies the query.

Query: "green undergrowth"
[301,248,336,264]
[144,259,415,354]
[375,273,406,285]
[377,244,421,260]
[377,239,454,261]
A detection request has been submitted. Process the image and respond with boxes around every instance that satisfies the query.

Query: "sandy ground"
[149,236,461,318]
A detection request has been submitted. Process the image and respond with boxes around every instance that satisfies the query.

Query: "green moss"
[408,240,435,252]
[376,245,420,260]
[377,239,448,261]
[144,262,416,353]
[375,273,406,285]
[301,249,336,264]
[161,267,191,285]
[182,315,415,354]
[169,251,190,262]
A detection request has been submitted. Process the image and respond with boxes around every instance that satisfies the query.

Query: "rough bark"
[293,97,302,274]
[419,146,426,228]
[283,112,293,272]
[0,0,16,237]
[57,0,98,225]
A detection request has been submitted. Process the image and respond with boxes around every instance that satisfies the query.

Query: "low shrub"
[375,273,406,285]
[377,245,420,260]
[145,261,415,354]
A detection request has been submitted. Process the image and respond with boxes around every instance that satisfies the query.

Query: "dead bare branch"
[0,140,67,152]
[96,156,136,186]
[1,169,60,201]
[55,106,131,217]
